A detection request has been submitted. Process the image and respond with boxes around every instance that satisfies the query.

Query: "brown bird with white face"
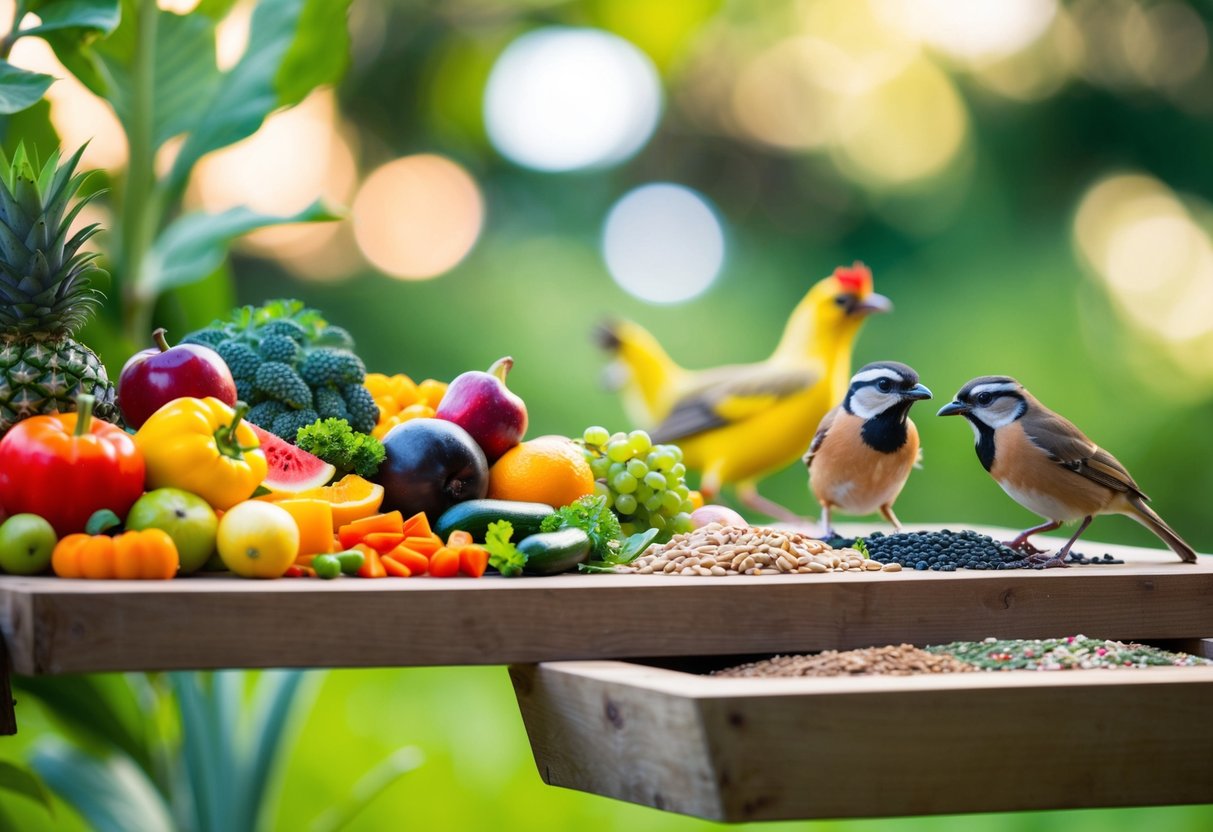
[937,376,1197,566]
[803,362,932,537]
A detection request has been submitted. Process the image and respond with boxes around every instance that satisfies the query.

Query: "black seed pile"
[823,529,1125,570]
[860,530,1025,571]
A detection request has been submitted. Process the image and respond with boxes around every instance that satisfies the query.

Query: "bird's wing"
[802,405,839,468]
[650,363,821,445]
[1020,408,1148,499]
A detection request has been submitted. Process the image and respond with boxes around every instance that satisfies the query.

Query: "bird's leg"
[879,504,903,531]
[820,504,835,539]
[1034,516,1093,569]
[1003,520,1061,554]
[735,481,818,530]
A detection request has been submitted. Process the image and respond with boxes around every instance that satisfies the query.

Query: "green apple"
[125,488,218,574]
[0,514,57,575]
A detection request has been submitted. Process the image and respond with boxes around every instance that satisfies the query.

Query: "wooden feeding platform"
[0,526,1209,820]
[511,659,1213,822]
[0,530,1208,676]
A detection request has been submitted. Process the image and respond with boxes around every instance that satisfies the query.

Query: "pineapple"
[0,144,117,434]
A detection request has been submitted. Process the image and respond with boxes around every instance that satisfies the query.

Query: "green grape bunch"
[577,426,695,542]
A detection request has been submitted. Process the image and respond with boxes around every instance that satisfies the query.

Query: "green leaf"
[238,670,314,831]
[137,200,337,297]
[13,675,155,778]
[610,528,660,564]
[42,2,219,148]
[0,761,54,812]
[275,0,349,107]
[30,740,173,832]
[0,98,61,155]
[0,61,54,115]
[170,673,223,832]
[166,0,351,196]
[309,746,423,832]
[21,0,120,37]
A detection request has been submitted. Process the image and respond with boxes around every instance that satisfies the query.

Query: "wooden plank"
[513,660,1213,821]
[0,527,1209,675]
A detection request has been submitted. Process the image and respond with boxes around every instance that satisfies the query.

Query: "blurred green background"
[3,0,1213,828]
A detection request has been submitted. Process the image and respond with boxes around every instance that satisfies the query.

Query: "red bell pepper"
[0,395,145,535]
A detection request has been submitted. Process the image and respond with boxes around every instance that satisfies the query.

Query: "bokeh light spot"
[602,183,725,304]
[484,27,662,172]
[872,0,1057,65]
[353,155,484,280]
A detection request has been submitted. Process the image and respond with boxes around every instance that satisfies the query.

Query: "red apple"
[435,356,528,463]
[118,328,237,428]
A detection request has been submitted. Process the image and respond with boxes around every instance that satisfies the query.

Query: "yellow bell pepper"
[134,398,268,511]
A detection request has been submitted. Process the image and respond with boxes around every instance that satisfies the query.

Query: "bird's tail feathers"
[1124,493,1197,563]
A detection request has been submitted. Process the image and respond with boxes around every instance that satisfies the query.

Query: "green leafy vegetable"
[854,538,870,559]
[295,418,386,478]
[484,520,525,577]
[539,495,622,561]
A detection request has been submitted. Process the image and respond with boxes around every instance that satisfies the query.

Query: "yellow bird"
[596,263,891,522]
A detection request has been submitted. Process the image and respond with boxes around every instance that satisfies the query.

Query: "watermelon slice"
[249,423,336,492]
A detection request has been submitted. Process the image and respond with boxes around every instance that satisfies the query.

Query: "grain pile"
[928,636,1210,670]
[713,645,976,678]
[619,523,902,576]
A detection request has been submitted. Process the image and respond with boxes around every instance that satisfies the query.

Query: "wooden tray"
[0,528,1208,675]
[511,658,1213,821]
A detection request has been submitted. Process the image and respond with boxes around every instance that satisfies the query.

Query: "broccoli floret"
[248,400,288,428]
[314,386,350,420]
[235,379,256,404]
[272,409,320,442]
[180,328,228,348]
[300,349,366,387]
[316,325,356,351]
[259,334,302,365]
[255,362,313,409]
[216,341,261,381]
[296,418,386,477]
[261,319,310,343]
[341,383,379,435]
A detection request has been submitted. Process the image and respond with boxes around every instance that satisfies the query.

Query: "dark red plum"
[375,418,489,521]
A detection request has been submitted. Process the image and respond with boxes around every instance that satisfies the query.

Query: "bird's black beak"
[851,292,892,316]
[902,383,932,401]
[937,400,969,417]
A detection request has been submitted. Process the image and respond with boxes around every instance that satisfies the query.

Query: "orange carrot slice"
[359,532,405,553]
[387,545,429,575]
[355,544,387,578]
[339,511,404,548]
[399,511,432,540]
[381,556,412,578]
[428,547,460,578]
[403,536,441,557]
[459,545,488,578]
[446,530,474,549]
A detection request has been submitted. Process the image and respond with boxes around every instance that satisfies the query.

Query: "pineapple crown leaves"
[0,143,107,336]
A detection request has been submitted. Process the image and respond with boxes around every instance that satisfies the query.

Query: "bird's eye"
[877,378,893,393]
[834,295,851,307]
[975,392,993,406]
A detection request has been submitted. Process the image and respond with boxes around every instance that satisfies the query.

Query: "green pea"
[312,554,341,580]
[335,549,365,575]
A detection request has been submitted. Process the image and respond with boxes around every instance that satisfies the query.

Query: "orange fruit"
[487,436,595,508]
[259,474,384,531]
